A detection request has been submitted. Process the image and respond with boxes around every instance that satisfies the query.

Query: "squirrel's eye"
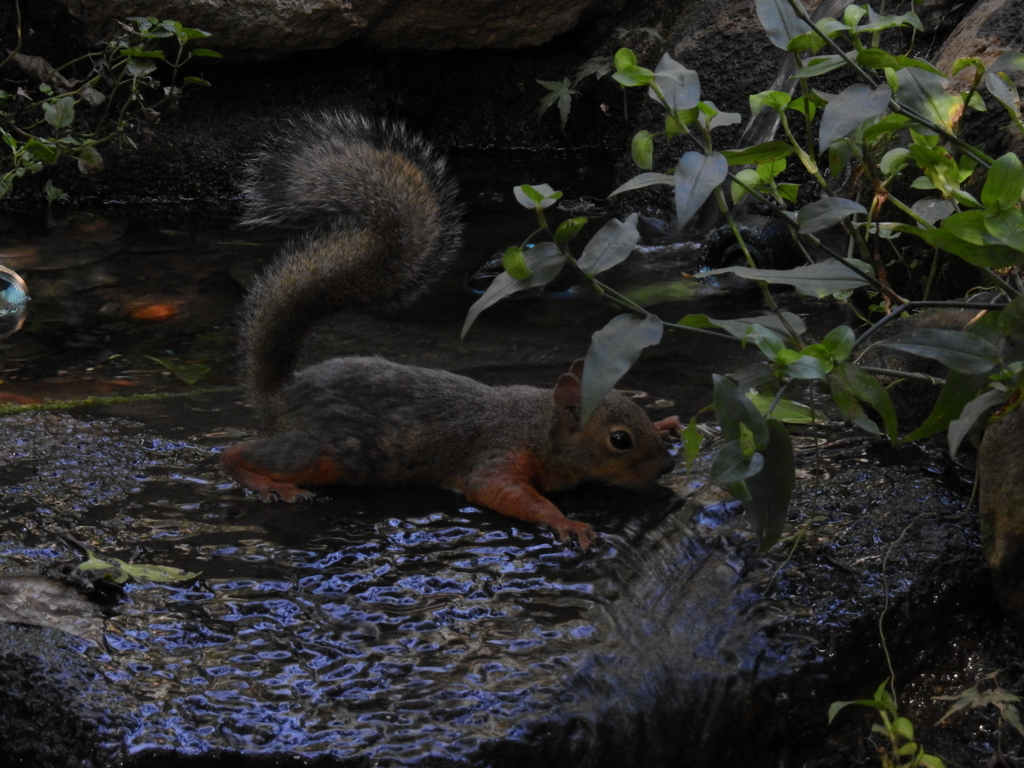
[609,430,633,451]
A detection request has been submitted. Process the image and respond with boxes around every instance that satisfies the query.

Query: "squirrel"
[221,109,681,551]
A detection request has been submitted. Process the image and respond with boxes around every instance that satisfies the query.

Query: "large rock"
[55,0,628,59]
[979,405,1024,629]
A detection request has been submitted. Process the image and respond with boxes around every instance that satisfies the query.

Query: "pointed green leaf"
[756,0,810,50]
[819,84,892,152]
[580,313,664,423]
[742,418,794,549]
[713,374,769,447]
[982,152,1024,211]
[798,196,868,233]
[721,141,794,166]
[897,67,962,133]
[608,172,675,197]
[578,213,640,275]
[702,259,873,297]
[948,388,1006,455]
[879,328,1000,374]
[554,216,588,247]
[674,151,728,231]
[649,53,700,110]
[462,242,565,338]
[711,440,765,485]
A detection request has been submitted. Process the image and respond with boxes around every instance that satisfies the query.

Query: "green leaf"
[998,295,1024,341]
[613,47,637,69]
[513,183,561,209]
[918,755,947,768]
[681,312,807,340]
[580,313,664,423]
[742,418,794,549]
[787,95,819,120]
[756,0,810,50]
[674,151,728,231]
[948,388,1006,455]
[896,67,962,133]
[985,207,1024,250]
[631,130,654,169]
[554,216,588,247]
[78,551,200,584]
[731,168,765,204]
[701,259,874,297]
[713,374,768,448]
[862,113,911,145]
[462,242,565,338]
[721,140,794,166]
[711,439,764,485]
[798,197,868,233]
[892,716,915,741]
[182,76,211,87]
[23,138,60,164]
[750,90,792,116]
[650,53,701,110]
[777,183,800,202]
[146,356,211,385]
[43,96,75,129]
[745,324,787,360]
[81,85,106,106]
[982,152,1024,211]
[793,54,846,79]
[502,246,532,280]
[77,145,104,174]
[984,71,1021,120]
[829,362,899,437]
[829,699,870,724]
[818,84,892,152]
[857,48,899,70]
[191,48,222,58]
[821,325,856,362]
[904,369,988,442]
[919,210,1024,268]
[879,147,912,176]
[608,172,674,197]
[578,213,640,275]
[782,354,831,381]
[613,62,656,88]
[538,78,574,129]
[879,328,1001,374]
[748,393,815,423]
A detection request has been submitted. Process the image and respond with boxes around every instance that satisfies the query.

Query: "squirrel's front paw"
[654,415,683,440]
[556,520,597,552]
[258,482,314,503]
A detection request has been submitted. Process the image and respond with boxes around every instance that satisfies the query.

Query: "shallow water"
[0,210,898,766]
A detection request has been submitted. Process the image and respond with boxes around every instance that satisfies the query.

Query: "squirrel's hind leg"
[222,433,344,503]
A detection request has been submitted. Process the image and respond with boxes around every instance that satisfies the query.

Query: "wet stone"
[0,406,1010,767]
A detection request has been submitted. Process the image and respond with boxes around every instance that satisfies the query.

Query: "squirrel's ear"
[569,358,585,380]
[554,372,582,412]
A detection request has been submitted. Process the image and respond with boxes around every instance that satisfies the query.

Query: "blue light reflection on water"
[95,510,603,762]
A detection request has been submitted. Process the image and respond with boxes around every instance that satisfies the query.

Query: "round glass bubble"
[0,266,29,341]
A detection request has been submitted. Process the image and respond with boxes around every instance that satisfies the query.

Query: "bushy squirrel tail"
[237,110,462,421]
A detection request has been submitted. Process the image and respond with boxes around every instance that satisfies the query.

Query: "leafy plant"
[0,1,220,201]
[830,680,946,768]
[537,26,665,129]
[470,0,1024,549]
[935,670,1024,741]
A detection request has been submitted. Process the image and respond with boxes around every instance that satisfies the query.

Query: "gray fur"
[238,109,463,420]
